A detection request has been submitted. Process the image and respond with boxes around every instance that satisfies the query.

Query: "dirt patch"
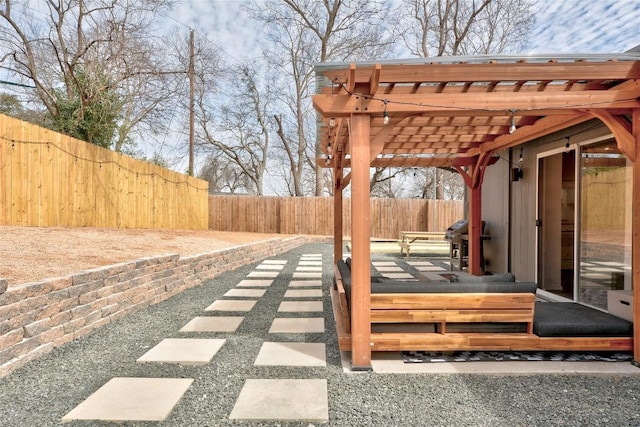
[0,226,286,286]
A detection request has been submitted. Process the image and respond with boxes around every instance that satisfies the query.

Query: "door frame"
[535,144,579,301]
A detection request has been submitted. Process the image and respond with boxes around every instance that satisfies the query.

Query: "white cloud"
[527,0,640,53]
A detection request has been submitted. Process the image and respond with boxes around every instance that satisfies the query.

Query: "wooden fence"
[0,114,209,229]
[209,195,464,239]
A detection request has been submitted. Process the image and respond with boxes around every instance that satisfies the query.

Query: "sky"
[166,0,640,65]
[155,0,640,184]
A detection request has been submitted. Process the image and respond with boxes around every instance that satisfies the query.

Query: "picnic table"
[398,231,446,257]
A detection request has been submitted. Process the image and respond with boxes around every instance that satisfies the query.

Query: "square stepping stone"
[302,253,322,258]
[298,260,322,266]
[180,316,244,333]
[296,266,323,272]
[407,261,433,266]
[254,342,326,367]
[256,264,284,270]
[293,272,322,279]
[137,338,225,365]
[205,300,257,312]
[269,318,325,333]
[261,259,287,265]
[278,301,323,312]
[284,289,323,298]
[224,289,266,298]
[247,271,279,278]
[229,379,328,422]
[383,273,415,279]
[415,266,446,272]
[372,261,397,266]
[62,378,193,422]
[374,266,403,272]
[288,280,322,288]
[236,279,273,287]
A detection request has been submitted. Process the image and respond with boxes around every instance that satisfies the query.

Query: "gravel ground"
[1,243,640,426]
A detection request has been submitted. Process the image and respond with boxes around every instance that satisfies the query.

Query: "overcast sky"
[167,0,640,63]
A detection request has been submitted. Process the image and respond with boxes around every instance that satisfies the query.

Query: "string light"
[509,109,517,134]
[328,77,637,114]
[518,147,524,164]
[328,117,336,128]
[382,99,389,125]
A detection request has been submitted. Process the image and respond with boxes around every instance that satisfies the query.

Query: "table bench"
[399,231,446,257]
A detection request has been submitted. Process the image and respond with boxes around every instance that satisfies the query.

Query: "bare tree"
[246,0,394,196]
[0,0,180,152]
[395,0,535,57]
[381,0,535,200]
[195,63,270,195]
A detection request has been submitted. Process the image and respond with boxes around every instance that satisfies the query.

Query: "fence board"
[0,114,208,229]
[209,195,463,239]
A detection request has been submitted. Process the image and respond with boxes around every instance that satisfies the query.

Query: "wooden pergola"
[312,54,640,369]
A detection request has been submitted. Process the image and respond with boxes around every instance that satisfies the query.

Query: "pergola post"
[349,113,372,370]
[467,181,483,276]
[333,165,343,263]
[633,108,640,366]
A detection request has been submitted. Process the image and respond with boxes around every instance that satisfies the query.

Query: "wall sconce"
[511,167,523,182]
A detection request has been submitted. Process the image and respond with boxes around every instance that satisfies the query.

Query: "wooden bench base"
[331,272,633,353]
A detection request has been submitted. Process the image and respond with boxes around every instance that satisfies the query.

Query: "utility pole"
[188,29,195,176]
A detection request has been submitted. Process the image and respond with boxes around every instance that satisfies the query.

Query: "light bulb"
[383,110,389,125]
[509,115,516,134]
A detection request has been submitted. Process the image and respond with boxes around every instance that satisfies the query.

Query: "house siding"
[482,119,614,282]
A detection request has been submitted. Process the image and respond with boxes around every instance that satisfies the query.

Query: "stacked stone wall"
[0,236,321,377]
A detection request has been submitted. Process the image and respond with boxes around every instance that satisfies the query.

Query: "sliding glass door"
[578,139,632,309]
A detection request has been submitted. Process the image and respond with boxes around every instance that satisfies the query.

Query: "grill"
[445,220,488,272]
[444,219,469,244]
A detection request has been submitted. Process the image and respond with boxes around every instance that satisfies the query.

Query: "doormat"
[401,350,633,363]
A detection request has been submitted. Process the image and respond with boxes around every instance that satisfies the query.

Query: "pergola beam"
[326,61,640,86]
[313,90,640,117]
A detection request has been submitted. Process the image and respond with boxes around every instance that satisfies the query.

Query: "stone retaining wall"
[0,235,317,378]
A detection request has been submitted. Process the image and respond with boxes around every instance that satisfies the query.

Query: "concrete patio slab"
[179,316,244,333]
[254,342,326,367]
[205,300,257,312]
[278,301,323,312]
[372,261,398,266]
[137,338,225,365]
[269,318,325,333]
[229,379,328,422]
[348,352,640,375]
[236,279,273,287]
[223,289,266,298]
[298,260,322,266]
[62,377,193,422]
[284,289,323,298]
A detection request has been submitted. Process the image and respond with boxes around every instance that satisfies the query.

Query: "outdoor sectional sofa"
[332,259,633,353]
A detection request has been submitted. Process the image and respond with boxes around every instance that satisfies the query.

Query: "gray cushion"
[371,281,537,294]
[533,302,633,337]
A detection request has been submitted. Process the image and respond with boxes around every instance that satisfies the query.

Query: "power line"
[0,79,35,89]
